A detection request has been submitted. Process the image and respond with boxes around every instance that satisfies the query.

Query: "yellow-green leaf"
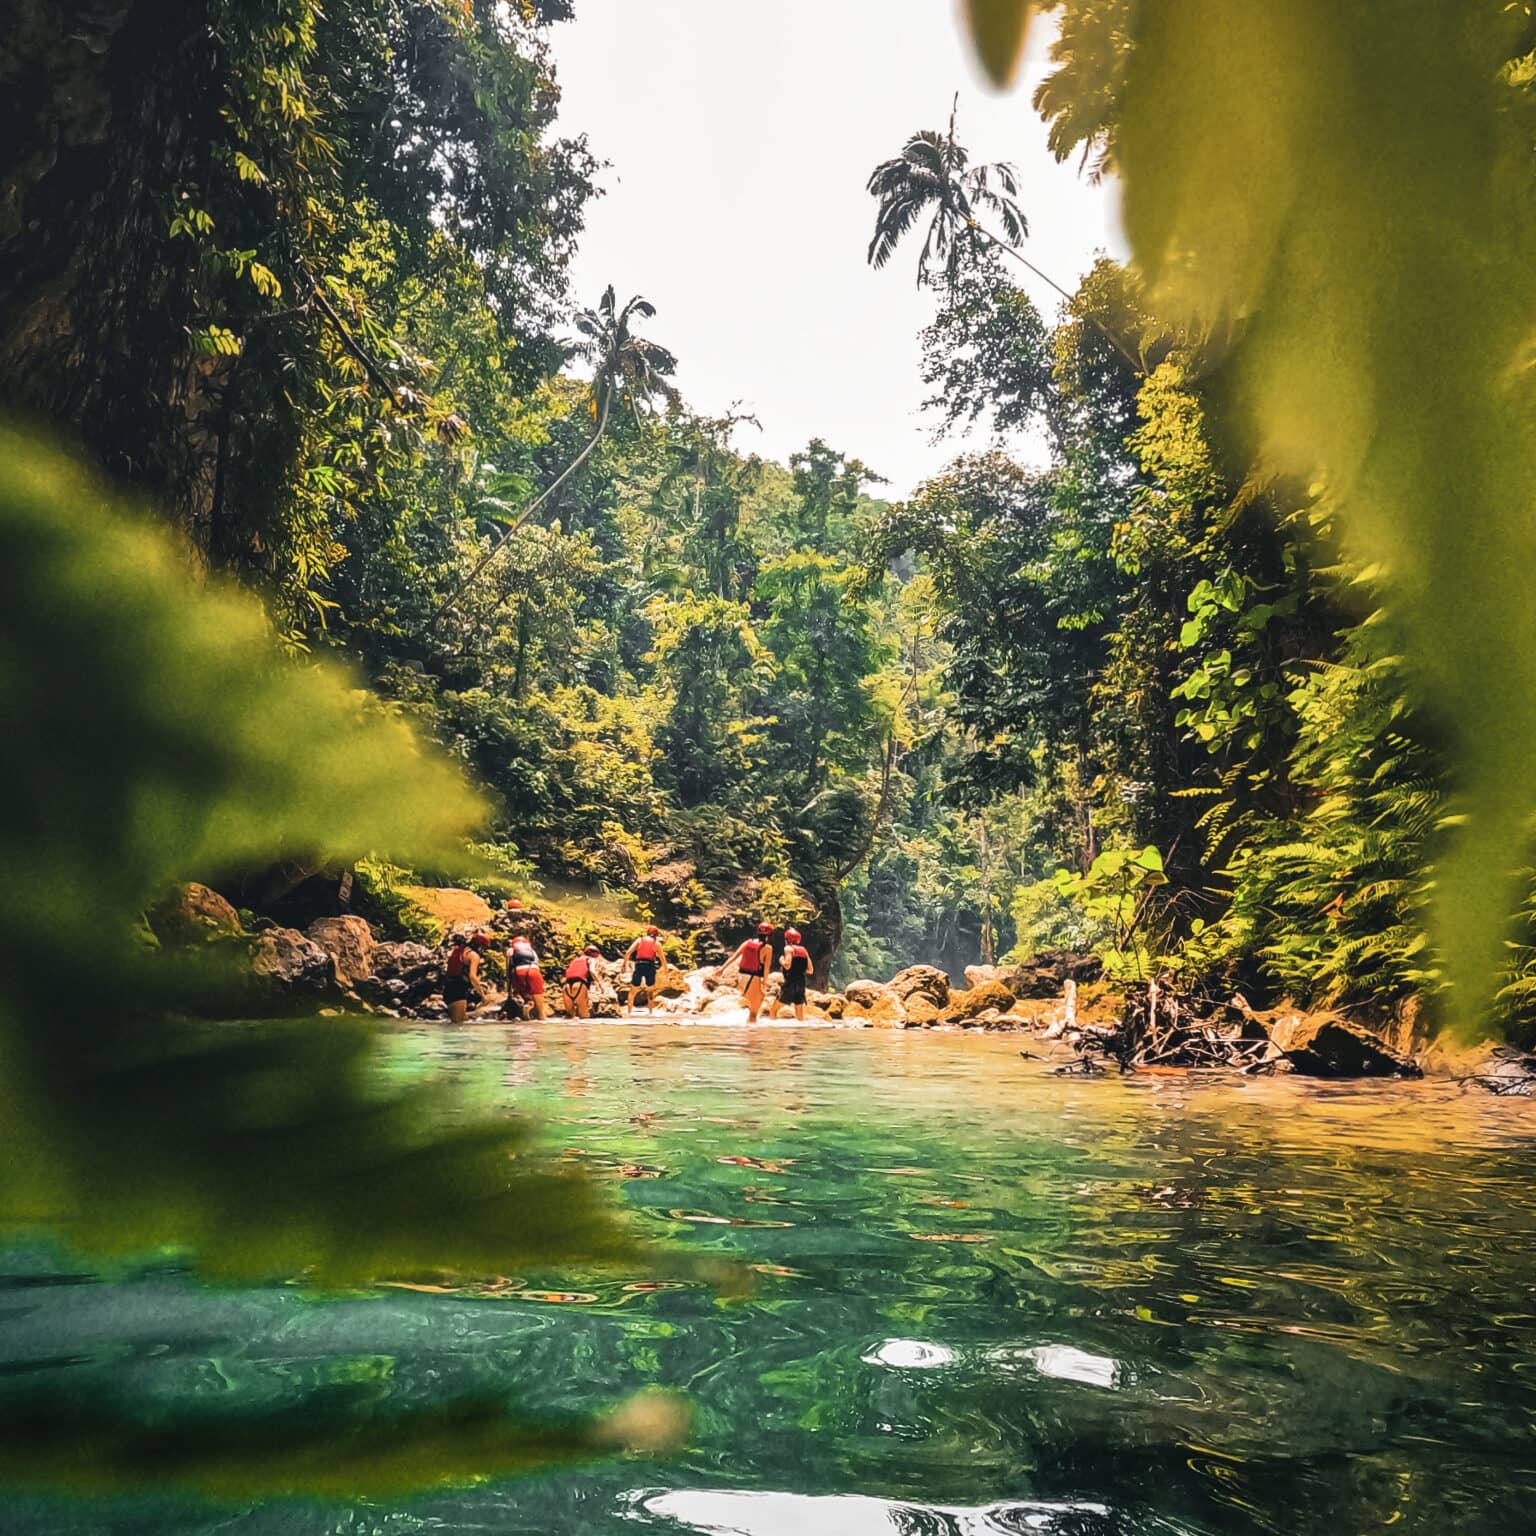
[960,0,1037,89]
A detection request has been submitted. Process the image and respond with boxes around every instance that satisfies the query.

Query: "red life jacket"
[564,956,592,983]
[635,935,659,961]
[740,937,769,975]
[445,944,471,978]
[783,943,810,973]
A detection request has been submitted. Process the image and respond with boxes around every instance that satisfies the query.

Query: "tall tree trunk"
[0,2,223,541]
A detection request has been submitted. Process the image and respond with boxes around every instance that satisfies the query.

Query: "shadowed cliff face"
[0,2,221,536]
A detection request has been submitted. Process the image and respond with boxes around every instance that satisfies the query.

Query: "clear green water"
[7,1020,1536,1534]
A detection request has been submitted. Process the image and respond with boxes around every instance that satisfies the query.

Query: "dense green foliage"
[7,0,1536,1022]
[955,0,1536,1027]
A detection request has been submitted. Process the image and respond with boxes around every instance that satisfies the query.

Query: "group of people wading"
[439,912,814,1025]
[719,921,812,1022]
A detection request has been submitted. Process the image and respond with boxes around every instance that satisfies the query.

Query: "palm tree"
[866,98,1142,372]
[866,96,1027,289]
[431,286,678,625]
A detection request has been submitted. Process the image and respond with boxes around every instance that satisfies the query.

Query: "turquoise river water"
[6,1020,1536,1534]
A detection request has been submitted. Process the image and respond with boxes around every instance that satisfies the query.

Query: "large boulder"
[902,994,944,1027]
[307,916,376,986]
[148,883,242,946]
[401,885,493,941]
[370,940,437,980]
[994,952,1104,999]
[588,963,623,1018]
[249,927,341,998]
[890,965,950,1009]
[357,940,441,1011]
[1267,1011,1417,1077]
[945,980,1018,1023]
[844,978,894,1009]
[964,964,1003,991]
[654,960,689,999]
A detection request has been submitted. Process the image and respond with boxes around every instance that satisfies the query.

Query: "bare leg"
[449,1000,468,1025]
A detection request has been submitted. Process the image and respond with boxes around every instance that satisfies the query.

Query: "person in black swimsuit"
[771,927,811,1022]
[443,932,488,1024]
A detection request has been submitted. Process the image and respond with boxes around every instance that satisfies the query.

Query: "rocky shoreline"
[147,884,1536,1090]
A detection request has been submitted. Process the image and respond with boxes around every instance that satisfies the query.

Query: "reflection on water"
[7,1021,1536,1534]
[634,1487,1124,1534]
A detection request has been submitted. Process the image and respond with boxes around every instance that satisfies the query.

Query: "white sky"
[551,1,1127,498]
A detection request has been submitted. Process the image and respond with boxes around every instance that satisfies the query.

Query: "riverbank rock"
[654,960,689,998]
[249,927,341,999]
[401,886,493,939]
[891,965,950,1010]
[902,995,944,1027]
[945,980,1018,1024]
[1265,1010,1417,1077]
[307,916,376,986]
[966,953,1103,999]
[844,979,894,1009]
[148,883,243,945]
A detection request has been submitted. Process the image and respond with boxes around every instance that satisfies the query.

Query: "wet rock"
[249,927,341,998]
[964,964,1003,991]
[844,978,895,1009]
[306,915,376,986]
[945,980,1018,1023]
[890,965,950,1009]
[865,993,907,1028]
[588,962,623,1018]
[902,995,944,1027]
[370,940,437,980]
[998,952,1104,999]
[357,940,440,1010]
[655,961,689,999]
[1266,1010,1418,1077]
[148,882,242,945]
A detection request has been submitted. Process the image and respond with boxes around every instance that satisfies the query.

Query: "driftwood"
[1048,979,1420,1078]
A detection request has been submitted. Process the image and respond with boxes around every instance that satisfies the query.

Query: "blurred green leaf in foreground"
[0,430,682,1494]
[965,0,1536,1028]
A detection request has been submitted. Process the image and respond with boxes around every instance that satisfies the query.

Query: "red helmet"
[505,898,522,911]
[584,943,600,956]
[756,921,773,935]
[647,925,659,936]
[470,933,491,950]
[784,927,802,944]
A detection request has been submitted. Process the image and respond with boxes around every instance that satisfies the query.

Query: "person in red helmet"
[771,926,812,1021]
[562,942,601,1020]
[621,924,664,1016]
[443,931,490,1025]
[718,922,775,1022]
[505,931,547,1020]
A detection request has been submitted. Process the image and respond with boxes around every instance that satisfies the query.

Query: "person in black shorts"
[771,927,811,1022]
[443,932,488,1024]
[621,926,663,1016]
